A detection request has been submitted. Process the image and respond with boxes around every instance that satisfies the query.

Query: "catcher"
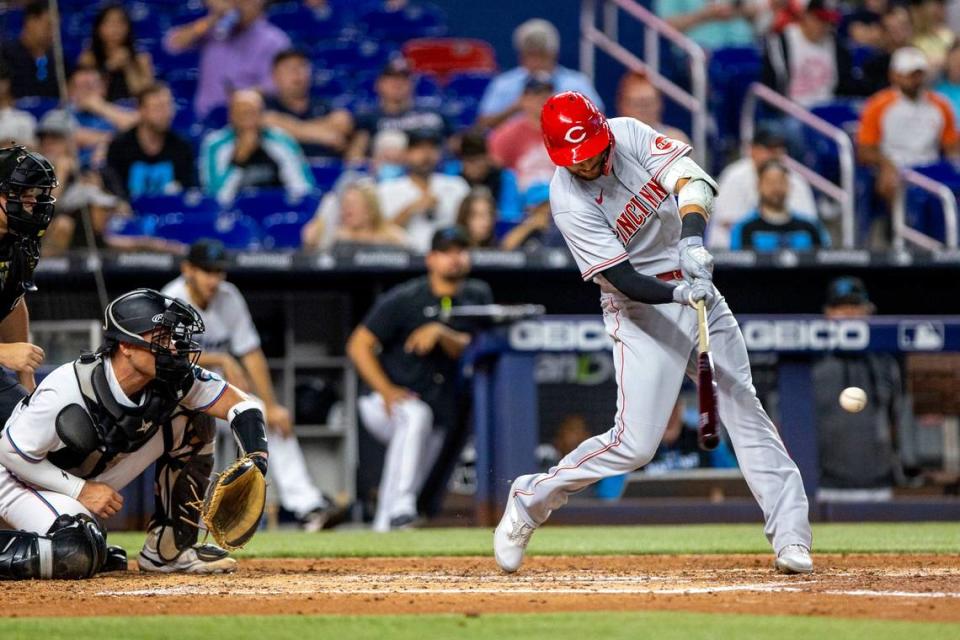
[0,288,268,579]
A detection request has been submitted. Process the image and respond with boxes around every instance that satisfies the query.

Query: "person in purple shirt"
[164,0,291,118]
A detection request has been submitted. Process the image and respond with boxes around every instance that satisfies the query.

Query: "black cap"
[407,128,443,147]
[381,56,412,77]
[524,72,554,94]
[431,226,470,251]
[752,127,787,148]
[186,238,229,272]
[826,276,871,307]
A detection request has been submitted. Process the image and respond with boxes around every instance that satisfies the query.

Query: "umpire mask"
[0,146,58,291]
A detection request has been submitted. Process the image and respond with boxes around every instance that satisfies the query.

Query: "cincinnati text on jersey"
[613,179,670,245]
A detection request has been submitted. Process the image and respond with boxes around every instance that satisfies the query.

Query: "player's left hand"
[266,403,293,438]
[679,237,714,282]
[405,322,444,355]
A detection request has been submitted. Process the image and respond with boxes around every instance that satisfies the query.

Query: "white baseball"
[839,387,867,413]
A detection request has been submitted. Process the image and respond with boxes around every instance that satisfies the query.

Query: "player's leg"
[358,393,434,531]
[496,300,692,572]
[695,294,813,571]
[135,414,236,574]
[0,468,109,579]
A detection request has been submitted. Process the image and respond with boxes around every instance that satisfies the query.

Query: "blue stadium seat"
[308,160,343,191]
[14,97,58,120]
[132,192,219,216]
[708,47,762,160]
[262,211,312,249]
[200,106,228,130]
[311,40,393,72]
[906,162,960,242]
[154,212,261,249]
[105,214,159,239]
[441,98,479,132]
[810,100,862,133]
[359,3,447,42]
[445,72,493,100]
[231,189,321,223]
[310,71,348,99]
[267,5,346,42]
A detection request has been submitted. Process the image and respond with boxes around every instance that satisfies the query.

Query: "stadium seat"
[308,161,343,192]
[906,162,960,242]
[403,38,497,83]
[445,72,494,100]
[232,189,321,224]
[262,211,313,250]
[360,3,447,43]
[154,212,261,249]
[708,47,762,158]
[105,214,159,239]
[441,98,480,132]
[311,40,393,72]
[132,192,219,217]
[14,97,58,121]
[267,4,346,42]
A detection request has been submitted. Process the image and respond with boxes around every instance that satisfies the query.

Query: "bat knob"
[699,433,720,451]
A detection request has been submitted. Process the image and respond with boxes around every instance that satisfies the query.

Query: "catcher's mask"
[0,145,58,291]
[101,288,205,388]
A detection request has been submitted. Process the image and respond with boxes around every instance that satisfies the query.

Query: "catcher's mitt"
[199,455,266,551]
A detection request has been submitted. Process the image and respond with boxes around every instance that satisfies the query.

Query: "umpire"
[347,226,492,531]
[0,145,59,416]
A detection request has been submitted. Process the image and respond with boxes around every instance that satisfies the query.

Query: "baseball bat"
[696,300,720,451]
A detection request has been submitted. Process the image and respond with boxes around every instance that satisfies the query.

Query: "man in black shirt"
[0,1,59,99]
[0,145,58,419]
[730,160,828,252]
[105,83,197,199]
[347,226,493,530]
[347,57,448,161]
[262,49,353,159]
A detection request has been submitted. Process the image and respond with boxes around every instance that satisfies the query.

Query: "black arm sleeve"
[231,408,268,471]
[601,261,676,305]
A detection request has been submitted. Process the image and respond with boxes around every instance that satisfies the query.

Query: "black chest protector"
[47,354,194,477]
[0,238,27,320]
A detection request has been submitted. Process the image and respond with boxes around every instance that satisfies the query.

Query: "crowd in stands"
[1,0,960,256]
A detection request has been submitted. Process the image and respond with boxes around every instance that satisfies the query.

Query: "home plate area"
[3,555,959,621]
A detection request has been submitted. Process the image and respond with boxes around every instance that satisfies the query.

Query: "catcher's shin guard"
[0,514,107,580]
[147,414,215,562]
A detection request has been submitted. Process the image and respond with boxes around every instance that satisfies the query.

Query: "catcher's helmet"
[540,91,613,169]
[0,145,58,242]
[102,288,205,386]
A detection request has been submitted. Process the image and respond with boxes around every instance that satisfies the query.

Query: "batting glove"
[679,237,714,282]
[673,278,715,307]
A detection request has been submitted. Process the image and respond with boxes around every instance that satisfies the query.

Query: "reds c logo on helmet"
[541,92,613,169]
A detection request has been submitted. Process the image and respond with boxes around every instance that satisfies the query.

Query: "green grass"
[107,522,960,558]
[0,612,957,640]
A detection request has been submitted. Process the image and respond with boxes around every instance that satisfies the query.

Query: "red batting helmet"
[541,91,612,167]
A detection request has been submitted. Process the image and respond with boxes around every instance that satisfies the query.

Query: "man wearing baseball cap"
[761,0,864,108]
[858,46,960,241]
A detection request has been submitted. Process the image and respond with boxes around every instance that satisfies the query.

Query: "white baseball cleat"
[494,483,536,573]
[775,544,814,574]
[138,529,237,574]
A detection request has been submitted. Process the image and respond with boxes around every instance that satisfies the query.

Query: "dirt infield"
[3,555,959,622]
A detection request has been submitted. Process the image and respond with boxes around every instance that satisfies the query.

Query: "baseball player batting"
[493,92,813,575]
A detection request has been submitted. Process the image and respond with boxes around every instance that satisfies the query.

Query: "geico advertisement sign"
[740,319,870,351]
[509,320,611,351]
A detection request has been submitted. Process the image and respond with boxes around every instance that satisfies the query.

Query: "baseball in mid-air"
[839,387,868,413]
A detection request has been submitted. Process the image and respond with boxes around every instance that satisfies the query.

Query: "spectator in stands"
[457,131,521,223]
[262,49,354,158]
[348,57,447,161]
[615,72,690,144]
[456,187,497,248]
[655,0,760,51]
[377,130,469,253]
[711,128,818,248]
[0,66,37,148]
[200,89,314,204]
[730,160,829,251]
[347,226,493,531]
[105,83,197,199]
[845,0,890,48]
[0,1,59,98]
[862,5,915,94]
[814,277,906,501]
[858,47,959,211]
[78,4,155,102]
[487,74,556,192]
[910,0,956,73]
[761,0,864,108]
[477,19,602,130]
[67,66,139,166]
[501,183,563,251]
[39,110,128,255]
[163,240,345,531]
[302,180,408,251]
[165,0,291,118]
[935,41,960,116]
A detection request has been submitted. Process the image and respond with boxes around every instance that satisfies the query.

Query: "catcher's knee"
[152,451,214,555]
[0,513,107,580]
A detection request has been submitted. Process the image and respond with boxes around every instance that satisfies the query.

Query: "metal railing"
[579,0,708,166]
[892,168,959,250]
[740,83,856,248]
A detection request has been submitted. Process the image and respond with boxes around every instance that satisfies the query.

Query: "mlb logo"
[898,321,945,351]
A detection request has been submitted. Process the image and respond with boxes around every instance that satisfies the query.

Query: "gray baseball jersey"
[162,278,261,357]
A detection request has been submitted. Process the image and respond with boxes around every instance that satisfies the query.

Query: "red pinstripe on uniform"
[514,301,627,498]
[581,252,630,281]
